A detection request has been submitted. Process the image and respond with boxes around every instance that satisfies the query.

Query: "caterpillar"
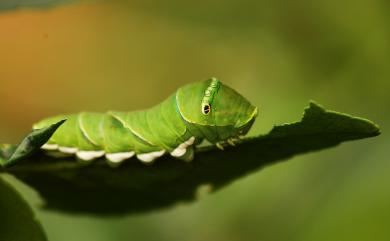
[33,78,258,166]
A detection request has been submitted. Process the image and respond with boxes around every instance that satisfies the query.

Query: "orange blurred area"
[0,3,106,134]
[1,2,280,142]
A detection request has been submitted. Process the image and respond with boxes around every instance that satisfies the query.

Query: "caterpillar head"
[176,78,258,143]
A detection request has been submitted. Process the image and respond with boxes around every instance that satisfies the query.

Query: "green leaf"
[2,102,380,215]
[1,120,66,168]
[0,176,47,241]
[0,145,16,167]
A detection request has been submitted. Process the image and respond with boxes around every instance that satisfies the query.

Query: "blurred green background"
[0,0,388,240]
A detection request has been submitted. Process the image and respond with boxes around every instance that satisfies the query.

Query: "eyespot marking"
[201,78,220,115]
[202,104,211,115]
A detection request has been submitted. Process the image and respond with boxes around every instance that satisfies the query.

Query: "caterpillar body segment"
[34,78,258,165]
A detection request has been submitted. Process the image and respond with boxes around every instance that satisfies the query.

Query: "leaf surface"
[1,102,380,215]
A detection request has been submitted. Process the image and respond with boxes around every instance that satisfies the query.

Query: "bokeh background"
[0,0,389,240]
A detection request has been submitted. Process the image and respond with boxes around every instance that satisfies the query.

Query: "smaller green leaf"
[0,145,16,167]
[0,176,47,241]
[2,120,66,168]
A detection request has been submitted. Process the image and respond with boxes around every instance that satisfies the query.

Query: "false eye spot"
[202,104,211,115]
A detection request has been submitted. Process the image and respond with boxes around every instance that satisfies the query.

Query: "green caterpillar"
[33,78,258,165]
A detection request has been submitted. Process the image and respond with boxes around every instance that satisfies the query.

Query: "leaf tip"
[307,100,325,112]
[3,119,67,168]
[307,101,381,138]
